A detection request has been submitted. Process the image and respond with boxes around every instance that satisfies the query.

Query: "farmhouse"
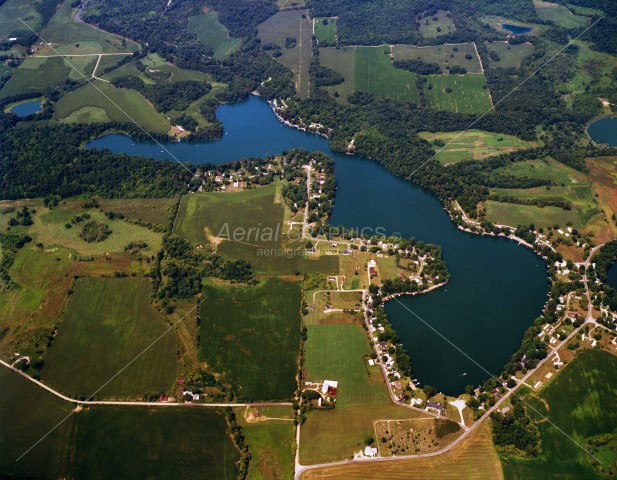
[321,379,338,397]
[364,446,378,457]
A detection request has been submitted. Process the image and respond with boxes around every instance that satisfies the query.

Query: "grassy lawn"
[486,41,535,69]
[258,10,312,98]
[0,367,239,479]
[417,9,456,38]
[41,277,177,399]
[355,46,418,103]
[391,43,482,74]
[314,18,337,44]
[423,74,493,114]
[29,202,163,256]
[200,278,301,401]
[319,46,356,102]
[236,406,296,480]
[533,1,590,29]
[52,81,171,134]
[502,350,617,479]
[0,246,73,362]
[301,422,501,478]
[304,324,388,407]
[186,12,241,58]
[419,130,533,165]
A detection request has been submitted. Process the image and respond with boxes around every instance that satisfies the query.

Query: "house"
[368,259,377,276]
[322,380,338,397]
[364,446,378,457]
[426,401,445,416]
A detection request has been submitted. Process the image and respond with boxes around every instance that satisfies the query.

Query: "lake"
[86,94,548,395]
[587,116,617,146]
[501,23,533,36]
[10,100,42,117]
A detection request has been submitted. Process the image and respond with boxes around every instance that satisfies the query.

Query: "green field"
[41,277,177,399]
[237,407,296,480]
[391,43,482,74]
[423,74,493,114]
[502,350,617,479]
[565,40,617,97]
[0,57,71,98]
[29,202,163,255]
[488,183,600,228]
[419,129,533,164]
[174,187,338,275]
[200,278,301,401]
[318,46,356,101]
[304,324,388,407]
[186,12,242,58]
[314,17,337,44]
[485,200,578,227]
[355,46,419,103]
[486,41,535,69]
[493,157,587,185]
[418,9,456,37]
[257,9,312,98]
[533,1,590,29]
[52,81,171,134]
[0,0,59,39]
[0,367,239,479]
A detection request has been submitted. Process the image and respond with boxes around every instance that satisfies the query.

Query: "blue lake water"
[587,116,617,146]
[10,100,42,117]
[86,94,548,394]
[501,23,533,36]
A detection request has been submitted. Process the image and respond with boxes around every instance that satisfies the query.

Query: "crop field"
[304,324,388,407]
[174,187,337,274]
[391,43,482,74]
[0,57,71,98]
[489,183,600,228]
[258,10,312,98]
[355,46,419,103]
[419,130,533,164]
[237,406,295,480]
[502,350,617,479]
[486,41,535,69]
[300,404,433,465]
[186,12,241,58]
[301,422,502,478]
[417,9,456,37]
[587,157,617,238]
[0,368,239,478]
[200,278,301,401]
[0,246,73,362]
[318,46,356,102]
[423,74,492,114]
[52,81,171,133]
[41,277,177,399]
[314,17,337,44]
[29,203,163,255]
[533,1,590,29]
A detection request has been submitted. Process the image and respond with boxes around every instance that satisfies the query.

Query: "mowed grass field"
[41,277,177,399]
[29,202,163,255]
[258,10,312,98]
[502,350,617,479]
[186,13,241,58]
[174,187,337,274]
[486,41,535,69]
[484,200,578,227]
[419,130,533,164]
[417,9,456,38]
[236,406,296,480]
[0,56,71,98]
[533,0,590,28]
[423,74,493,114]
[0,368,239,479]
[304,324,388,407]
[355,46,418,103]
[200,278,301,401]
[313,18,337,44]
[53,81,171,133]
[391,43,482,74]
[301,422,502,478]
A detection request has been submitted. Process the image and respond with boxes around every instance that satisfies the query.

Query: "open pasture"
[391,43,482,74]
[423,74,493,114]
[486,41,535,69]
[314,17,337,44]
[40,277,177,398]
[417,10,456,38]
[587,156,617,238]
[0,57,71,98]
[258,10,312,98]
[318,46,356,101]
[200,278,301,401]
[533,1,590,29]
[186,12,241,58]
[493,157,586,185]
